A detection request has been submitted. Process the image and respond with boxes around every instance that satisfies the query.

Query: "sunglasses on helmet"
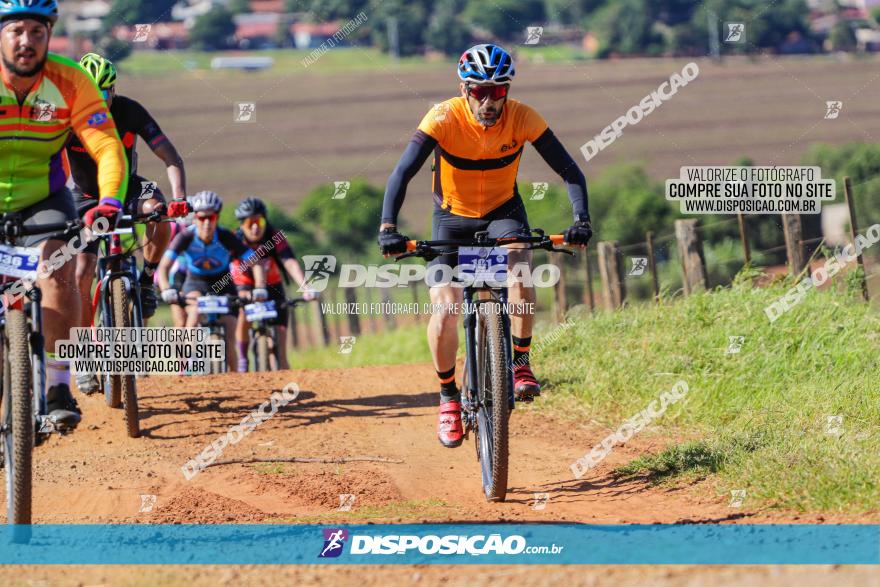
[466,84,509,101]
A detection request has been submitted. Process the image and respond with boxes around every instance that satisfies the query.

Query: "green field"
[291,270,879,513]
[119,50,880,234]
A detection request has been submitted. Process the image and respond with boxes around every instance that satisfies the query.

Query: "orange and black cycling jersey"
[417,97,547,217]
[382,96,588,224]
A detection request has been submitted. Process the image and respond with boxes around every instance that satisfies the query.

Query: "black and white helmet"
[190,190,222,213]
[235,196,267,220]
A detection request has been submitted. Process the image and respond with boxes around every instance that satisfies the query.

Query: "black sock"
[513,336,531,368]
[437,367,458,401]
[141,261,159,281]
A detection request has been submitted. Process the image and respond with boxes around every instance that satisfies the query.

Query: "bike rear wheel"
[474,303,510,502]
[111,278,139,438]
[2,309,33,524]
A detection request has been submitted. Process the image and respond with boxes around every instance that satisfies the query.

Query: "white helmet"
[190,190,222,214]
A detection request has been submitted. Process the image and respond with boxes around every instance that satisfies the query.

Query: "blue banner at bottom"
[0,524,877,565]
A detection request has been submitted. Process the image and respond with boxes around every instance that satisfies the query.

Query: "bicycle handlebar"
[0,216,82,240]
[397,230,574,261]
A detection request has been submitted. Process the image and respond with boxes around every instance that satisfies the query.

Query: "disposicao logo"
[318,528,348,558]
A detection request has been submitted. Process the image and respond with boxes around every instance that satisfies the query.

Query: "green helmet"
[79,53,117,91]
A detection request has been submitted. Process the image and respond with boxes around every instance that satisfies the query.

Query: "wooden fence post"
[380,287,397,331]
[312,296,331,346]
[552,254,568,323]
[781,214,806,276]
[646,231,660,302]
[287,304,299,349]
[675,219,708,294]
[597,241,625,309]
[344,287,361,337]
[844,176,869,301]
[582,251,595,313]
[737,213,751,265]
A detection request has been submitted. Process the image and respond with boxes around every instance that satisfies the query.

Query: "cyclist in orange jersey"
[378,44,592,448]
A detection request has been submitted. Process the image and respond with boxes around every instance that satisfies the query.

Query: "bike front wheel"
[2,308,33,524]
[474,303,510,502]
[111,278,139,438]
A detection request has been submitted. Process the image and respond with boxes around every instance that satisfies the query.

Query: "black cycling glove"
[378,227,409,256]
[564,220,593,246]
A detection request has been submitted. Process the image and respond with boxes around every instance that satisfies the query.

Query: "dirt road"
[0,365,873,585]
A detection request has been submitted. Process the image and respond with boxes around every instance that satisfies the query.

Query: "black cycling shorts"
[181,273,238,297]
[73,174,167,255]
[14,187,79,247]
[427,195,530,285]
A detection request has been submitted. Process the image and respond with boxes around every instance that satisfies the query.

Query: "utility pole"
[708,8,720,60]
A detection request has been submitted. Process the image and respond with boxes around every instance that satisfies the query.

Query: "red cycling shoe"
[514,364,541,401]
[437,400,463,448]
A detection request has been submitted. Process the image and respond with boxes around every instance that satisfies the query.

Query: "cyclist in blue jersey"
[157,191,267,370]
[157,217,190,327]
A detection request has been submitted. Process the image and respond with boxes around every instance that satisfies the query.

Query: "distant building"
[291,21,341,49]
[250,0,285,12]
[234,12,282,49]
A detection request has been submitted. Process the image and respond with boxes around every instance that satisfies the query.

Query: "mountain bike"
[168,294,241,375]
[0,215,84,525]
[397,229,571,502]
[92,207,188,439]
[245,296,314,372]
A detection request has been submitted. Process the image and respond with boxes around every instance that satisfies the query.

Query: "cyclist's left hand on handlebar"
[302,289,317,301]
[84,199,122,230]
[161,288,179,304]
[253,288,269,302]
[564,220,593,246]
[167,199,190,218]
[378,227,409,256]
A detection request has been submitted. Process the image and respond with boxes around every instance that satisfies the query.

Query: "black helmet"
[235,196,267,220]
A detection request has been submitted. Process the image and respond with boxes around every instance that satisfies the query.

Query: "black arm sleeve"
[381,130,438,225]
[532,128,590,222]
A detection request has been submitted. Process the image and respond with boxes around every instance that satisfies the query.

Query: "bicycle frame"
[93,231,144,330]
[461,285,515,419]
[0,279,51,434]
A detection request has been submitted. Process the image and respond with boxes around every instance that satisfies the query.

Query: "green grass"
[290,322,434,369]
[120,47,445,76]
[538,271,880,513]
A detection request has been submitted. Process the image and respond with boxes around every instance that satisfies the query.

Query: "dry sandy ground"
[1,365,876,585]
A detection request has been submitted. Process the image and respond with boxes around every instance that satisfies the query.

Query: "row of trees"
[96,0,858,57]
[229,141,880,268]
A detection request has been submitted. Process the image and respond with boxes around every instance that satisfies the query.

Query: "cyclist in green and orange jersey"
[0,0,127,427]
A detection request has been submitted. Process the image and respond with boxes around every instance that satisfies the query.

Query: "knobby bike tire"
[111,278,139,438]
[4,309,33,524]
[476,303,510,502]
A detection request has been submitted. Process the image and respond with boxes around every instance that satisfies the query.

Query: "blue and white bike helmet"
[458,44,515,85]
[0,0,59,24]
